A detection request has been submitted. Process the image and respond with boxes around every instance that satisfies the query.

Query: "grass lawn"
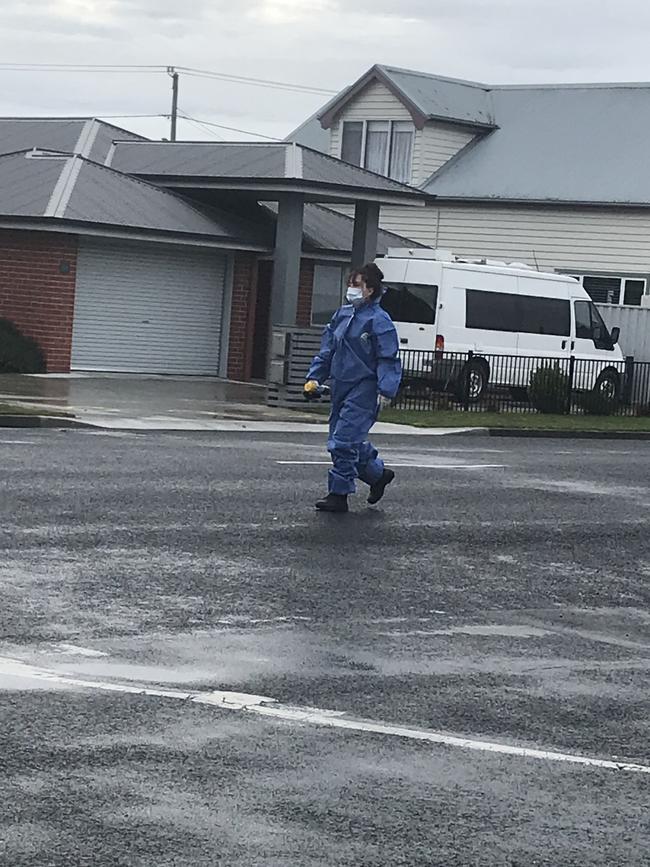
[0,403,71,417]
[380,409,650,431]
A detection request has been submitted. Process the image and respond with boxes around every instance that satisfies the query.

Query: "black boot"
[367,469,395,505]
[315,493,349,513]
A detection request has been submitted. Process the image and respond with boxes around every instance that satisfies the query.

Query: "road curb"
[488,428,650,440]
[0,415,94,430]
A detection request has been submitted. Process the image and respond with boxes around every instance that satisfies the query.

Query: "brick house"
[0,119,424,378]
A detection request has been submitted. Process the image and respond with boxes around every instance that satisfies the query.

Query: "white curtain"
[365,122,389,175]
[389,123,414,184]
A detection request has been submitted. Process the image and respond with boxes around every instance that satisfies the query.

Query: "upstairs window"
[340,120,414,184]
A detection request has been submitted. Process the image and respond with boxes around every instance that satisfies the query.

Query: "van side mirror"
[610,326,620,344]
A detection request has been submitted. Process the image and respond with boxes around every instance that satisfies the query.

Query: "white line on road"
[2,656,648,775]
[277,462,507,469]
[0,440,37,445]
[52,643,109,658]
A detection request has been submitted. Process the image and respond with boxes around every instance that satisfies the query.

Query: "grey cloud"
[2,0,650,143]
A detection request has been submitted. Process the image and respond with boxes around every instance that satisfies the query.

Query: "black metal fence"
[394,350,650,416]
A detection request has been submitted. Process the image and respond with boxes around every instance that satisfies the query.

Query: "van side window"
[466,289,569,335]
[520,295,570,336]
[381,284,438,324]
[574,301,593,339]
[466,290,518,332]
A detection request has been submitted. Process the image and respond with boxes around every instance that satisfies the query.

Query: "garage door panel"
[71,239,226,375]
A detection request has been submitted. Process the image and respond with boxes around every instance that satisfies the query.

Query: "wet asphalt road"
[1,430,649,866]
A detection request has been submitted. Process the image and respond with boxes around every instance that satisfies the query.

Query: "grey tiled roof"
[110,142,286,178]
[317,65,495,131]
[109,141,426,199]
[0,150,269,245]
[425,85,650,204]
[0,118,145,162]
[0,151,64,215]
[0,149,420,255]
[377,66,495,128]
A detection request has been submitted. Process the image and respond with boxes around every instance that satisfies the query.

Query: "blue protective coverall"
[307,296,402,495]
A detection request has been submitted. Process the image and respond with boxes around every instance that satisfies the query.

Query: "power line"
[0,64,164,75]
[97,113,168,119]
[177,111,224,140]
[178,66,337,96]
[0,62,338,95]
[177,112,283,141]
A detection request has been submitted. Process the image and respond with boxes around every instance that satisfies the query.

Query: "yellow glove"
[304,380,320,401]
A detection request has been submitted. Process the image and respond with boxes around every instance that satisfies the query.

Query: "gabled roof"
[318,64,496,131]
[424,85,650,205]
[108,140,428,205]
[0,149,270,248]
[0,118,146,163]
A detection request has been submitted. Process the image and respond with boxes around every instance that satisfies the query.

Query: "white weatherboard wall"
[71,238,226,375]
[374,203,650,271]
[328,80,475,188]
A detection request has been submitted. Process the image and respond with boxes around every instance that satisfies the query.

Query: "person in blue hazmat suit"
[304,262,402,513]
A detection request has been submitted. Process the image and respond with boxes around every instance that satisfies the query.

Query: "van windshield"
[381,283,438,324]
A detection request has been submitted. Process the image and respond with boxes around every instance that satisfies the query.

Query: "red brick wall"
[297,259,314,328]
[0,229,77,373]
[227,253,259,381]
[227,255,319,381]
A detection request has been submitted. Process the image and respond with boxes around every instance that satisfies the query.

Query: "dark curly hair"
[360,262,384,299]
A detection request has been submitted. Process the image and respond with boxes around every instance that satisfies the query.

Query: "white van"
[377,248,624,401]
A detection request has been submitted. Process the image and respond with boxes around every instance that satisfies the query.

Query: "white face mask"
[346,286,364,304]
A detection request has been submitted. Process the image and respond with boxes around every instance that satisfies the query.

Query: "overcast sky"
[1,0,649,142]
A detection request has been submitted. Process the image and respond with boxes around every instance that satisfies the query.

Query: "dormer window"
[340,120,414,184]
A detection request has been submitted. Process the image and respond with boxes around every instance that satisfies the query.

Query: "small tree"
[0,319,46,374]
[529,363,569,414]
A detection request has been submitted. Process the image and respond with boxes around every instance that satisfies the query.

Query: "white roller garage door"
[71,239,227,375]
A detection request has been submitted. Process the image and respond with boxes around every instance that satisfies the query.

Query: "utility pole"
[168,66,179,141]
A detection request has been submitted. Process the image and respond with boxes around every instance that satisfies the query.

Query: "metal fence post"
[566,355,575,414]
[463,350,473,412]
[623,356,635,406]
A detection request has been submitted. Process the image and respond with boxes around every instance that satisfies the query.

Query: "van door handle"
[571,340,575,350]
[561,340,567,349]
[400,338,409,345]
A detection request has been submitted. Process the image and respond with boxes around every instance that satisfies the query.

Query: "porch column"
[351,201,380,268]
[271,195,305,326]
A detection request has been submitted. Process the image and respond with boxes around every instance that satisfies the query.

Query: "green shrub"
[577,389,618,416]
[0,319,46,374]
[529,363,569,414]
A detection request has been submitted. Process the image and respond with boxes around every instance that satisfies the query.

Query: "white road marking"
[52,643,109,658]
[277,462,506,469]
[1,656,648,774]
[0,440,36,445]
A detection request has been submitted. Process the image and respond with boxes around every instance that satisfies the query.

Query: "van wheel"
[594,369,621,402]
[457,359,489,402]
